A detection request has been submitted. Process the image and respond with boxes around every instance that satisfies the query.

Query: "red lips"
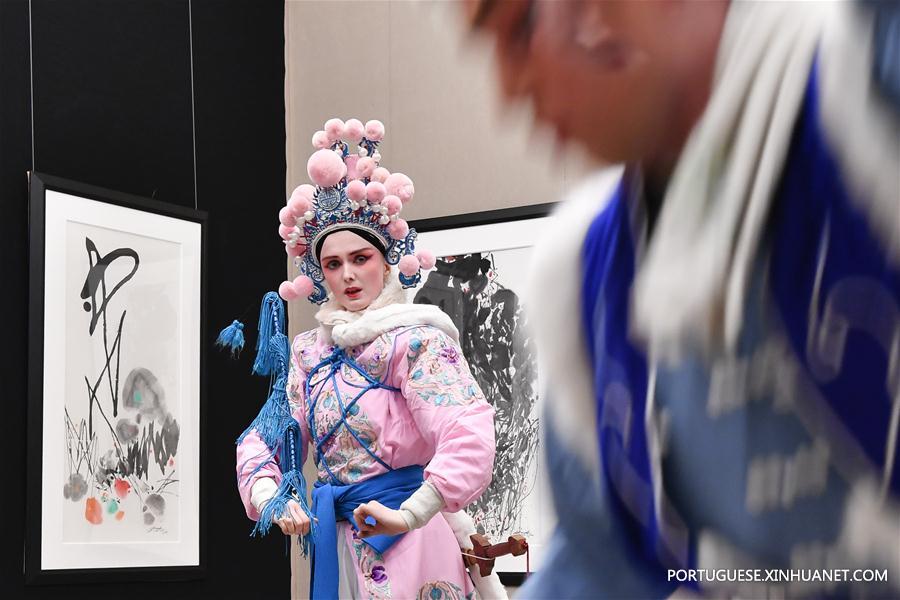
[345,287,361,297]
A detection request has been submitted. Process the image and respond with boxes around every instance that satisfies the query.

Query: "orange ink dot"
[85,497,103,525]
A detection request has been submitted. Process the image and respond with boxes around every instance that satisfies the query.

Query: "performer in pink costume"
[232,118,501,599]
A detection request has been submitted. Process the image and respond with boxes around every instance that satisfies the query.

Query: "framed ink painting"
[25,174,206,584]
[410,204,556,585]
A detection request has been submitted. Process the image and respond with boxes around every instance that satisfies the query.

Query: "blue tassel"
[236,333,291,450]
[237,291,315,556]
[237,374,291,449]
[252,469,317,556]
[253,292,286,376]
[267,332,290,373]
[215,320,246,357]
[237,447,278,488]
[250,423,316,556]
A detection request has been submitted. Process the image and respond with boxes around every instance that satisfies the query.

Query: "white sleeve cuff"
[398,480,445,531]
[250,477,279,512]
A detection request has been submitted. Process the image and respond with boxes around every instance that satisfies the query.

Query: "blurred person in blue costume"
[465,0,900,597]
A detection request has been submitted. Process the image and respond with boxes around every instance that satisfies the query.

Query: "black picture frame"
[410,203,555,588]
[25,173,207,584]
[410,202,556,236]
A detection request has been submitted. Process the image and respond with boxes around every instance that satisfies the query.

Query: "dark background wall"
[1,0,292,597]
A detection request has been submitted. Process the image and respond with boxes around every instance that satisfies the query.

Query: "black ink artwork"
[64,237,179,532]
[415,253,539,539]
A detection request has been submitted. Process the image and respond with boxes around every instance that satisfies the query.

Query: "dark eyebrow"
[320,247,373,262]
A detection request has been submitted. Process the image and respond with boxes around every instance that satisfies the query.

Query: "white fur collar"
[314,275,459,348]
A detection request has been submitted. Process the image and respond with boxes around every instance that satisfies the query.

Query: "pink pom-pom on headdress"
[356,157,376,179]
[278,224,296,240]
[365,120,385,142]
[384,173,415,204]
[290,183,315,202]
[343,118,364,143]
[416,249,436,270]
[324,118,345,142]
[344,154,360,180]
[398,254,419,277]
[279,280,299,301]
[371,167,391,183]
[346,179,367,202]
[279,206,295,227]
[308,149,347,188]
[365,181,386,203]
[387,218,409,240]
[312,130,331,150]
[384,195,402,216]
[288,195,311,218]
[292,275,315,298]
[279,117,425,303]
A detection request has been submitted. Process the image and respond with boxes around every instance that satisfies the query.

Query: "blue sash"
[310,465,424,600]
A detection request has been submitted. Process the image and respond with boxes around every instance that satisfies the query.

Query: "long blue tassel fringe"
[251,424,316,556]
[237,374,290,448]
[237,291,316,555]
[253,292,285,376]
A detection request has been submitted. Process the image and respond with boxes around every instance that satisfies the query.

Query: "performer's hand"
[273,499,311,537]
[353,501,409,538]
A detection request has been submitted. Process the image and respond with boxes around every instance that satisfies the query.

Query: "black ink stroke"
[81,238,139,335]
[415,253,540,538]
[64,237,181,531]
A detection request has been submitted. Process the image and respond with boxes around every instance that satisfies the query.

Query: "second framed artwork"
[409,204,555,584]
[25,174,207,584]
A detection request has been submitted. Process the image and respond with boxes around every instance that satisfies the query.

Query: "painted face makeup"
[319,230,388,312]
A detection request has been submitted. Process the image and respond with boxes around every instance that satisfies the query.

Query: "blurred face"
[465,0,716,165]
[319,230,388,312]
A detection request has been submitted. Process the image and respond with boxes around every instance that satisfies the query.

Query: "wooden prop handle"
[464,534,529,577]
